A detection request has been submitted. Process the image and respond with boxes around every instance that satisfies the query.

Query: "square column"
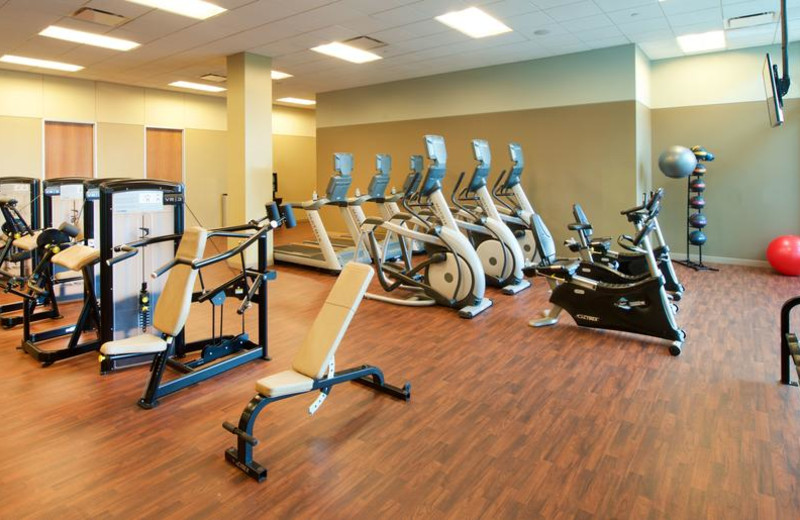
[226,52,273,262]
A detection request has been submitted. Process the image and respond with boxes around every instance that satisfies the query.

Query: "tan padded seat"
[99,227,207,356]
[254,262,374,397]
[51,245,100,271]
[13,232,40,252]
[255,370,314,397]
[99,333,167,355]
[0,196,15,204]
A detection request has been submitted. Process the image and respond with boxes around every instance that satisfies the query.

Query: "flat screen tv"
[764,53,785,127]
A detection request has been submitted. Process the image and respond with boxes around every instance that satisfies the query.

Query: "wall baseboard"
[671,253,769,268]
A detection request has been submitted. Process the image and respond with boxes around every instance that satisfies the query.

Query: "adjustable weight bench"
[223,262,411,482]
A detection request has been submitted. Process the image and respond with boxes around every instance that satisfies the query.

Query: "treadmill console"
[326,153,354,202]
[367,154,392,199]
[421,135,447,197]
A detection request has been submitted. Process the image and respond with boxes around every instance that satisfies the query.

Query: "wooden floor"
[2,225,800,519]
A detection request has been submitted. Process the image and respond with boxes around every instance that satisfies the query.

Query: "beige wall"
[0,116,41,177]
[97,123,144,179]
[317,45,637,127]
[635,102,652,197]
[185,129,227,229]
[273,106,317,221]
[653,99,800,261]
[651,43,800,109]
[317,101,639,250]
[0,68,317,231]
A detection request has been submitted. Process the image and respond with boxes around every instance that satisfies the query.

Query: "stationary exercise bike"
[449,139,530,295]
[359,143,493,318]
[565,196,685,300]
[526,193,686,356]
[558,190,684,301]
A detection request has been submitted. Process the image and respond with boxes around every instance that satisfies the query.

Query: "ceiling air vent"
[343,36,387,50]
[71,7,129,27]
[201,73,227,83]
[726,11,778,30]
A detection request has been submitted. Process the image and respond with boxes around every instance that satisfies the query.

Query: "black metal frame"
[0,177,43,322]
[134,224,275,409]
[98,179,184,373]
[223,365,411,482]
[780,296,800,386]
[20,255,101,366]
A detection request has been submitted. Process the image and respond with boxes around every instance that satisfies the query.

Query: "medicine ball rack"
[675,145,718,272]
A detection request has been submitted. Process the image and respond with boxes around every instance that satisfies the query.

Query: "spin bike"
[526,193,686,355]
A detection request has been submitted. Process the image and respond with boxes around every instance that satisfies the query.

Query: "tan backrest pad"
[291,262,373,379]
[153,227,208,336]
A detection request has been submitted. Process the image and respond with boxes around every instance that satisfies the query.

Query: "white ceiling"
[0,0,798,104]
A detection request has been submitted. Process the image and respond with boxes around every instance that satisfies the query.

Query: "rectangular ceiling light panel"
[311,42,382,63]
[127,0,226,20]
[277,97,316,105]
[435,7,512,38]
[40,26,140,51]
[271,70,293,80]
[170,80,226,92]
[0,54,83,71]
[677,30,726,53]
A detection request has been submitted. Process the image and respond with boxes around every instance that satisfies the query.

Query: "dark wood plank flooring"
[2,223,800,519]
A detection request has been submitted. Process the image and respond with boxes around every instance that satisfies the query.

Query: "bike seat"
[524,260,580,280]
[590,237,612,252]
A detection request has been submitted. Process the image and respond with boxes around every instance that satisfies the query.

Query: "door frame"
[42,119,97,180]
[144,126,185,184]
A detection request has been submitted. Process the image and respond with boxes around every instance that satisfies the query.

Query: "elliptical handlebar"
[450,171,481,221]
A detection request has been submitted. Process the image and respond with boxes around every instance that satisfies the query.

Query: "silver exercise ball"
[658,146,697,179]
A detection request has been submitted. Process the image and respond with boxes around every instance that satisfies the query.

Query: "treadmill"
[274,153,370,272]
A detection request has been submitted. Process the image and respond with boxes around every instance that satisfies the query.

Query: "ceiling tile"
[545,1,602,22]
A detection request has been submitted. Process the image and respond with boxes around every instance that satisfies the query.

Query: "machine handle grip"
[223,421,259,446]
[632,220,656,247]
[107,245,138,266]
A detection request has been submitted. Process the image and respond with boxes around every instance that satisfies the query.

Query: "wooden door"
[146,128,183,183]
[45,121,94,179]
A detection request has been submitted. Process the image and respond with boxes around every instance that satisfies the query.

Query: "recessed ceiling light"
[677,30,726,54]
[277,97,316,106]
[126,0,226,20]
[311,42,382,64]
[0,54,83,72]
[169,80,226,92]
[39,26,140,51]
[435,7,512,39]
[271,70,293,80]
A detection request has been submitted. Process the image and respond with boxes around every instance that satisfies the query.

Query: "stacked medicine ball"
[688,146,714,246]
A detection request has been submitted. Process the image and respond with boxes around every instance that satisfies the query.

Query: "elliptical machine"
[526,192,686,356]
[359,143,493,318]
[489,143,540,264]
[565,199,685,300]
[450,139,530,295]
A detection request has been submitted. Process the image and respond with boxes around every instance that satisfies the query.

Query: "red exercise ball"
[767,235,800,276]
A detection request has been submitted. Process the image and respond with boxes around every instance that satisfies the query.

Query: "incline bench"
[223,262,411,482]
